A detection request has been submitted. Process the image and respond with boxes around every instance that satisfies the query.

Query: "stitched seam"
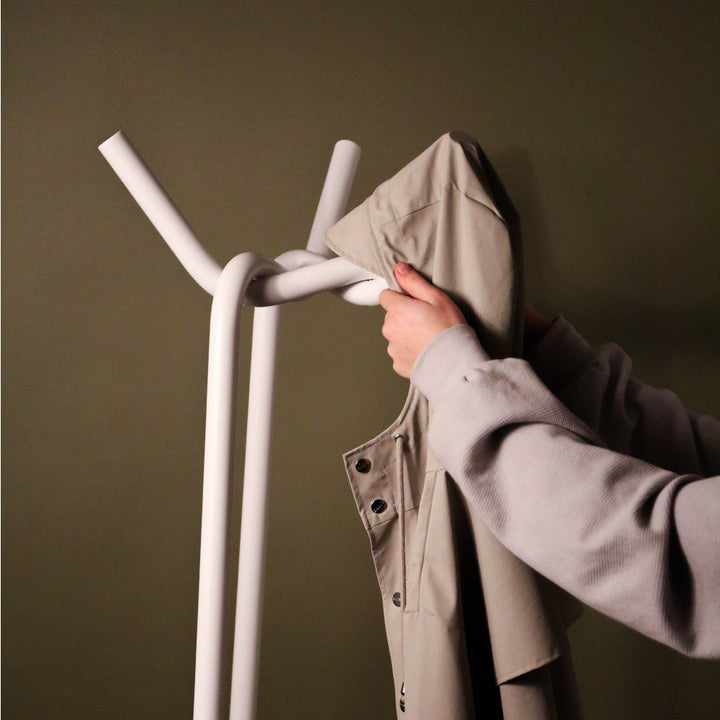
[372,199,441,229]
[323,227,374,272]
[368,502,420,528]
[367,527,390,601]
[344,387,421,460]
[457,185,508,227]
[413,469,438,612]
[365,200,393,285]
[345,441,418,479]
[387,182,414,286]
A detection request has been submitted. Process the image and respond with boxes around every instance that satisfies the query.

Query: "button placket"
[348,445,397,530]
[345,428,412,714]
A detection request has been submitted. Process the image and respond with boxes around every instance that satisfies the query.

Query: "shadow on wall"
[491,147,557,307]
[493,148,720,355]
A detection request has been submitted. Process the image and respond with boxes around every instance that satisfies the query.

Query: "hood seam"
[366,190,397,289]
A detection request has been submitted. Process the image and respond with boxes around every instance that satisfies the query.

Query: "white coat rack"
[99,131,387,720]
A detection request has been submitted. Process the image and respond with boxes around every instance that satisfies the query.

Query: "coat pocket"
[411,469,464,620]
[404,468,439,614]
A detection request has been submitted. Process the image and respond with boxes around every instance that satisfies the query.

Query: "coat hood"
[324,130,524,361]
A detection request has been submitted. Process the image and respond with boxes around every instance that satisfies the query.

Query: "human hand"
[378,262,468,378]
[523,301,552,356]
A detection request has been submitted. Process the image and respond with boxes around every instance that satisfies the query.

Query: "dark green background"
[3,2,719,718]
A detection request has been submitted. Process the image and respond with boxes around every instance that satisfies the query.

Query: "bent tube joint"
[98,131,384,304]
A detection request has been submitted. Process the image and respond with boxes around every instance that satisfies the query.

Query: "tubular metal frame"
[99,131,385,720]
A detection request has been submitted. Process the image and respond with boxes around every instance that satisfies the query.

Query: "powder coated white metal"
[196,253,283,720]
[305,139,361,258]
[99,131,385,306]
[99,131,383,720]
[99,131,222,295]
[243,253,385,307]
[229,299,280,720]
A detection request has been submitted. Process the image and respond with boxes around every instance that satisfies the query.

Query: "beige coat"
[324,131,584,719]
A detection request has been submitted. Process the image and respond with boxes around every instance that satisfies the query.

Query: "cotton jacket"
[410,313,720,659]
[324,131,585,719]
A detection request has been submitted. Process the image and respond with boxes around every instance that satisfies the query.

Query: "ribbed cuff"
[525,315,594,394]
[410,323,490,406]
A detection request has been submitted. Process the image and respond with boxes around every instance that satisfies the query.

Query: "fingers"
[379,262,468,380]
[380,263,443,307]
[394,262,442,304]
[378,287,414,311]
[378,288,394,310]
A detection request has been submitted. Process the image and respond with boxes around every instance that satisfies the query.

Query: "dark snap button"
[355,457,372,473]
[370,499,387,514]
[392,592,401,607]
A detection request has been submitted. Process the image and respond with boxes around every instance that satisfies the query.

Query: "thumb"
[394,262,438,303]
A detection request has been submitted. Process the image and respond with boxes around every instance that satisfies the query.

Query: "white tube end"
[98,130,127,154]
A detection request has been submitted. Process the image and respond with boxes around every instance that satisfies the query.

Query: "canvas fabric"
[324,131,584,719]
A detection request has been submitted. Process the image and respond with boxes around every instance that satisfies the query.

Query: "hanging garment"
[324,131,585,719]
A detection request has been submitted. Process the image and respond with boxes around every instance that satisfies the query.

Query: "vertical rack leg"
[229,304,280,720]
[193,254,280,720]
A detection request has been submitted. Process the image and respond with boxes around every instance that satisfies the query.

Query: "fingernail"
[396,262,409,275]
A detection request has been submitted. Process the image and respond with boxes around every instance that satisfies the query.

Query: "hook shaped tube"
[99,131,222,294]
[305,139,361,258]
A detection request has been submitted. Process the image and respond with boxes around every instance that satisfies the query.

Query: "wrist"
[523,304,553,357]
[410,323,490,406]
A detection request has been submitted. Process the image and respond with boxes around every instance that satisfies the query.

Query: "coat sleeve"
[410,323,720,659]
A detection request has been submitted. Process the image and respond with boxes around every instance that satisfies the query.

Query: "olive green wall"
[3,2,719,718]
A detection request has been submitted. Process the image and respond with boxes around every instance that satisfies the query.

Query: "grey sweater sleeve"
[410,322,720,659]
[525,315,720,476]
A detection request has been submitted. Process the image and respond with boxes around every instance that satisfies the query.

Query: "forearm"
[411,327,720,658]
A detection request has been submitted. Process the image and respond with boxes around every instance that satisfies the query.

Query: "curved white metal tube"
[259,249,389,306]
[194,252,284,720]
[226,258,384,720]
[228,302,279,720]
[199,248,386,720]
[305,139,361,258]
[99,131,222,295]
[99,130,386,720]
[333,276,389,306]
[98,132,386,305]
[243,255,388,307]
